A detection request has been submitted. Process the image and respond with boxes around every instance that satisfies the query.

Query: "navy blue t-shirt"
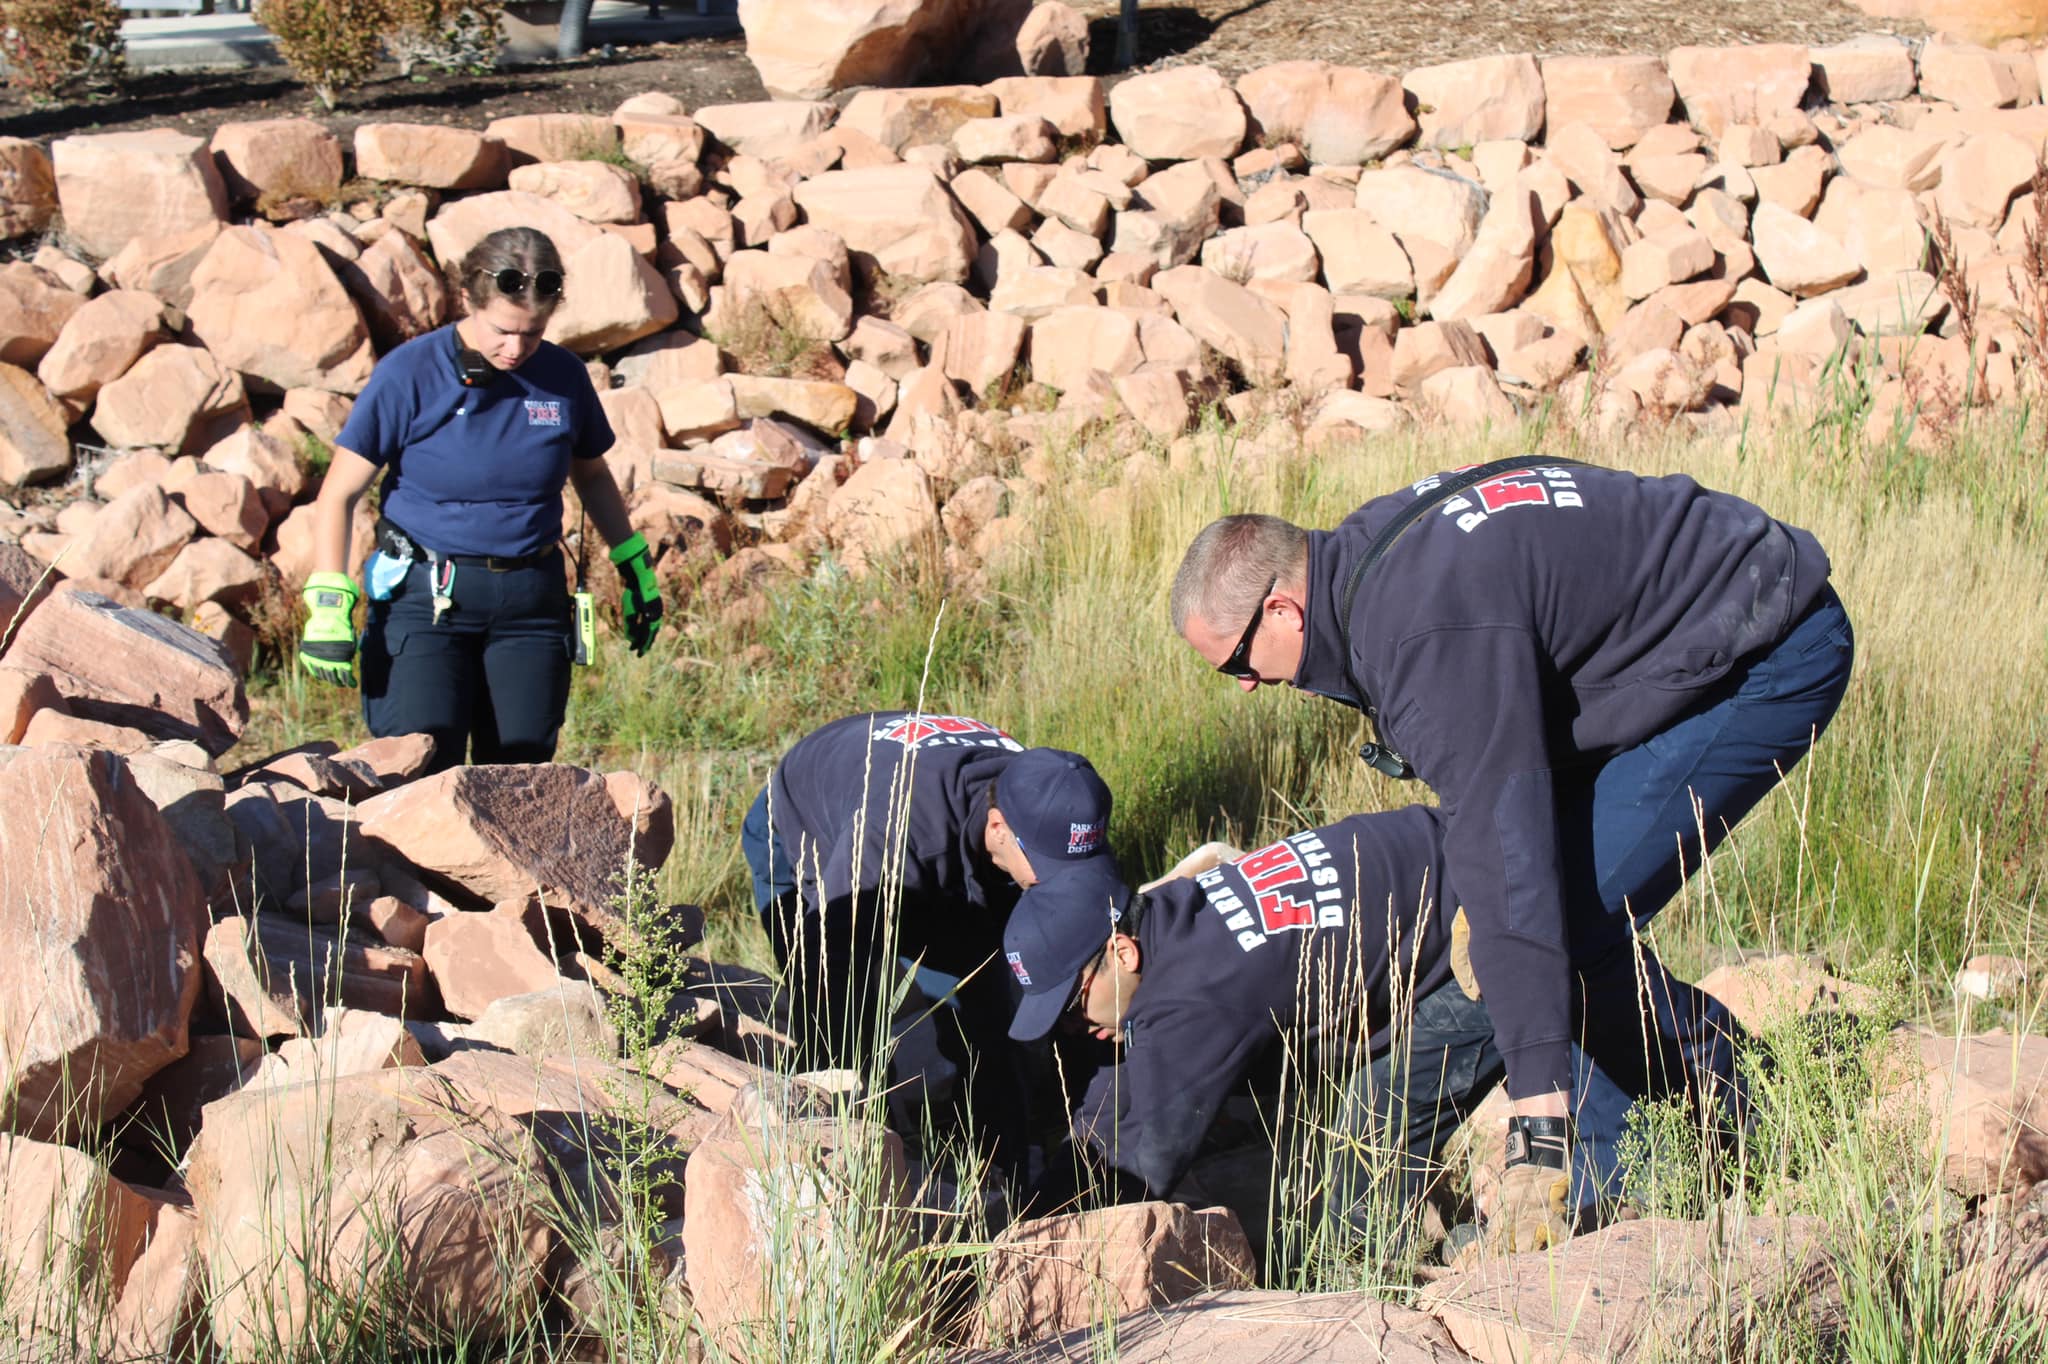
[335,325,614,558]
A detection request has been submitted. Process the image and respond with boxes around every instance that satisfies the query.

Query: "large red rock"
[792,165,978,285]
[1882,1031,2048,1197]
[1154,264,1288,384]
[737,0,982,99]
[1667,44,1813,138]
[60,484,198,592]
[684,1108,912,1357]
[4,588,247,754]
[92,344,250,454]
[0,136,59,240]
[0,361,72,487]
[985,74,1107,140]
[422,906,571,1021]
[353,122,507,190]
[543,233,679,355]
[335,222,452,353]
[1540,54,1677,150]
[0,1134,159,1334]
[1418,1217,1840,1361]
[840,84,999,153]
[143,537,270,612]
[356,763,672,941]
[823,453,941,574]
[483,112,617,165]
[972,1288,1464,1363]
[1404,53,1547,149]
[971,1203,1258,1349]
[35,289,164,404]
[0,260,84,370]
[50,129,230,261]
[185,1066,553,1359]
[1110,66,1248,161]
[0,747,206,1140]
[1235,61,1416,165]
[695,100,839,158]
[186,225,375,395]
[210,118,344,209]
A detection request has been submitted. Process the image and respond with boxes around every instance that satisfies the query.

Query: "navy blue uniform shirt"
[1112,807,1456,1198]
[335,325,613,558]
[1291,463,1831,1098]
[765,711,1032,1029]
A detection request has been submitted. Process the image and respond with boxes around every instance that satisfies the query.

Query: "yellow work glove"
[1486,1115,1572,1256]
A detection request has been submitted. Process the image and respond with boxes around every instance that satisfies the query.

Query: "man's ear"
[1111,930,1143,974]
[1272,586,1308,634]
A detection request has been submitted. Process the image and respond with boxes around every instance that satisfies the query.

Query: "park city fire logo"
[523,399,564,427]
[1413,463,1586,534]
[1005,951,1033,987]
[1195,830,1348,953]
[871,713,1023,751]
[1067,821,1104,856]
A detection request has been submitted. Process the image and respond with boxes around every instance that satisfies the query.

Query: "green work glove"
[299,572,360,687]
[609,532,663,657]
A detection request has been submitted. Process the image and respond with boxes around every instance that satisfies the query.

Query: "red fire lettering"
[1258,891,1315,933]
[1237,843,1297,881]
[1475,473,1550,513]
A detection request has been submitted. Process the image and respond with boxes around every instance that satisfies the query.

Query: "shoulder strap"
[1335,456,1586,776]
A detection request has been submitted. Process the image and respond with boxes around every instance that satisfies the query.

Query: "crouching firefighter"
[741,710,1115,1175]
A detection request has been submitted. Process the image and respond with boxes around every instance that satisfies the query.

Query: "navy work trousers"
[360,552,574,774]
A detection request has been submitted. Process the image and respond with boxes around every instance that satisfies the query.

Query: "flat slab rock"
[962,1287,1475,1362]
[355,763,672,940]
[1416,1215,1842,1363]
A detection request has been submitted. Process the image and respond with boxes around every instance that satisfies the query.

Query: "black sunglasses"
[1217,575,1279,678]
[493,267,563,300]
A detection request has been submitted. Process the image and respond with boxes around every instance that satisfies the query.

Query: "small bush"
[386,0,503,78]
[0,0,124,103]
[255,0,387,110]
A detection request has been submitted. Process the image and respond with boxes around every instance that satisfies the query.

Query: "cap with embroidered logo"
[1005,854,1132,1041]
[998,747,1113,870]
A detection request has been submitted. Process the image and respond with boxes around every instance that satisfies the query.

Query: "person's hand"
[299,572,360,687]
[1484,1116,1572,1257]
[609,532,663,657]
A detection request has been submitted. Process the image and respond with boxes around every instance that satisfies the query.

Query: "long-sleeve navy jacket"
[1105,807,1457,1199]
[764,711,1027,1060]
[1291,463,1831,1099]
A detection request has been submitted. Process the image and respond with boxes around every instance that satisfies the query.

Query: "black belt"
[376,518,558,572]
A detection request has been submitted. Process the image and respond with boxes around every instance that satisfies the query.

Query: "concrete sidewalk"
[124,1,740,72]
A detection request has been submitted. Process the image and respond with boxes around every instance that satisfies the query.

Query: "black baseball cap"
[999,748,1113,870]
[1004,853,1132,1042]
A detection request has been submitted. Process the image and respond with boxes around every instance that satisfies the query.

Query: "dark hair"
[459,227,564,314]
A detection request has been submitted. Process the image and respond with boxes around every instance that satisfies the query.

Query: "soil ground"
[0,1,1929,146]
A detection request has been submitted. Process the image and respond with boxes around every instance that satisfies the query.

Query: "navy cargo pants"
[359,551,574,774]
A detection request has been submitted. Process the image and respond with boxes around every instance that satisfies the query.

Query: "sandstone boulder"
[0,747,206,1140]
[986,74,1107,141]
[1419,1216,1840,1361]
[1812,35,1917,103]
[544,233,679,355]
[0,361,72,487]
[1109,66,1248,161]
[423,191,603,285]
[1404,53,1547,149]
[143,537,270,612]
[210,118,344,209]
[424,907,575,1022]
[356,763,672,942]
[0,137,59,239]
[35,289,164,404]
[684,1107,911,1356]
[355,123,507,190]
[483,112,617,166]
[1153,265,1287,384]
[187,226,375,394]
[695,101,839,158]
[824,453,940,574]
[186,1066,553,1360]
[1540,54,1678,149]
[737,0,980,99]
[972,1203,1258,1349]
[5,588,247,753]
[0,260,84,370]
[1303,208,1415,299]
[793,165,977,285]
[1752,201,1861,298]
[841,85,999,154]
[51,129,229,260]
[58,483,200,592]
[976,1288,1464,1363]
[1667,44,1813,138]
[1884,1032,2048,1197]
[1234,62,1416,165]
[1355,166,1489,259]
[0,1134,159,1335]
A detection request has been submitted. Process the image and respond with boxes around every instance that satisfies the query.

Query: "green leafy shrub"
[0,0,124,103]
[254,0,386,110]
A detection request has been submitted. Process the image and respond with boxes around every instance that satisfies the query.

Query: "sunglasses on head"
[493,267,563,301]
[1217,575,1279,679]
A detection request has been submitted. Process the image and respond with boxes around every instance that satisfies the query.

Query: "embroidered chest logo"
[523,399,564,427]
[871,714,1022,751]
[1415,464,1585,534]
[1197,831,1347,953]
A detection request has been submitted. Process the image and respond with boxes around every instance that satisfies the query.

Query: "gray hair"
[1170,514,1310,635]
